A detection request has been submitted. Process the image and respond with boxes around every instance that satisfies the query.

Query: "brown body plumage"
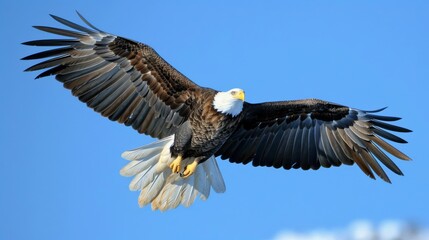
[183,89,242,160]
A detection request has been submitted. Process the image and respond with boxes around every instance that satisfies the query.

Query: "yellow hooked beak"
[233,90,245,101]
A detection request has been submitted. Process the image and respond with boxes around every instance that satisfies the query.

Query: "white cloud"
[274,230,338,240]
[349,220,375,240]
[378,220,403,239]
[273,220,429,240]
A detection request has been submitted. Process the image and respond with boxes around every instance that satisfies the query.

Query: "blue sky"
[1,1,428,240]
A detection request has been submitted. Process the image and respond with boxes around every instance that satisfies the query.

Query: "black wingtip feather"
[367,114,402,121]
[21,47,71,60]
[32,26,85,38]
[49,14,95,34]
[363,107,388,113]
[22,40,36,46]
[76,11,103,32]
[35,65,66,79]
[372,120,412,133]
[373,127,408,143]
[21,39,78,46]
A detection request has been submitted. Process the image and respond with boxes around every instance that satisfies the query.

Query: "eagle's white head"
[213,88,245,117]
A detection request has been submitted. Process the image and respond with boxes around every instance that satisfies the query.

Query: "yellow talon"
[182,160,198,178]
[169,155,183,173]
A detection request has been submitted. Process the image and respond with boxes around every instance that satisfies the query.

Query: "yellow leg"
[182,160,198,178]
[169,155,183,173]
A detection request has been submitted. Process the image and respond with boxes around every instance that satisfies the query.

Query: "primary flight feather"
[23,13,411,211]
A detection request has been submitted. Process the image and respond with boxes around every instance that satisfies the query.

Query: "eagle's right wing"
[23,13,202,139]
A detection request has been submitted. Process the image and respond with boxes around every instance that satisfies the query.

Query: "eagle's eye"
[231,91,236,95]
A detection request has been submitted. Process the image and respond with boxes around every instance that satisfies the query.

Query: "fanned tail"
[120,135,226,211]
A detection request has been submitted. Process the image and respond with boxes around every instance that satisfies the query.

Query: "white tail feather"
[203,156,226,193]
[119,154,159,177]
[120,135,226,211]
[121,137,172,161]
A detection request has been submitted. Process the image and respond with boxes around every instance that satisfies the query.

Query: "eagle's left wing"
[215,99,411,182]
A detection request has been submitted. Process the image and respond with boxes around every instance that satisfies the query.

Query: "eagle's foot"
[169,155,183,173]
[181,160,198,178]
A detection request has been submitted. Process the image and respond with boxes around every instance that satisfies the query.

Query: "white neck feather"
[213,91,243,117]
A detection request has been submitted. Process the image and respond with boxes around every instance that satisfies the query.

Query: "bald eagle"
[23,13,411,211]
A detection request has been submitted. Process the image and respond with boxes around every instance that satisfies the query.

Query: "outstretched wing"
[216,99,411,183]
[23,13,202,139]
